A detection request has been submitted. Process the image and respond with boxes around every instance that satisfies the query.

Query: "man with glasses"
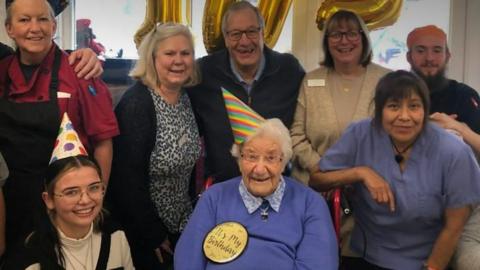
[187,1,305,183]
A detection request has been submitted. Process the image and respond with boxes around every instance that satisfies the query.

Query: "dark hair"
[321,10,372,68]
[373,70,430,128]
[26,155,102,268]
[221,1,265,36]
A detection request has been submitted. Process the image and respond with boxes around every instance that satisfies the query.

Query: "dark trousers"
[340,257,392,270]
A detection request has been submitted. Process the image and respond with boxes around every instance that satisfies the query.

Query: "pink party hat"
[49,113,88,164]
[222,88,264,144]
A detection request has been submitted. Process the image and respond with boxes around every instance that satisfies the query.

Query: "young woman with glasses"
[3,155,134,269]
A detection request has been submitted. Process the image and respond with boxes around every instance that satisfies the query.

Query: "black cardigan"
[107,81,169,251]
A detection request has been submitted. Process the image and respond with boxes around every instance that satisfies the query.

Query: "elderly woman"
[310,70,480,270]
[107,23,201,269]
[0,0,117,252]
[175,118,338,270]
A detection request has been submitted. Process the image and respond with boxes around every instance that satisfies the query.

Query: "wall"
[463,0,480,90]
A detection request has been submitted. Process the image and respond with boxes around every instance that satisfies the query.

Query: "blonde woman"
[108,23,201,269]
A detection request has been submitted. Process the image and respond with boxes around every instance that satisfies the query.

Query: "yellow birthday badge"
[203,222,248,263]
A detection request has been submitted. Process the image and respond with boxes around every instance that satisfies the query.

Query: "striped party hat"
[49,113,88,164]
[222,88,264,144]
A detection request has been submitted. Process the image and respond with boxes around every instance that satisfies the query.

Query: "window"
[370,0,450,70]
[74,0,146,59]
[74,0,292,59]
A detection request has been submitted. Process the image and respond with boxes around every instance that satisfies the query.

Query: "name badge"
[203,222,248,263]
[57,91,71,98]
[307,79,325,87]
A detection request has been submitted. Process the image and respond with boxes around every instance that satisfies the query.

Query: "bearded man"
[407,25,480,133]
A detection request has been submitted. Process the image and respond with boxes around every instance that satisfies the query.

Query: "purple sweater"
[174,176,338,270]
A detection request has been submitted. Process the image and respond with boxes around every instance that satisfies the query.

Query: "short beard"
[412,66,448,93]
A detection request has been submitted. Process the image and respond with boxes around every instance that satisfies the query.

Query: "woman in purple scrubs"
[310,70,480,270]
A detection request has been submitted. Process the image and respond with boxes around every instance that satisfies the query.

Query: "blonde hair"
[5,0,55,24]
[130,22,200,89]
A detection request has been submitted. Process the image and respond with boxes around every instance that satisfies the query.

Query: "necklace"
[390,136,416,164]
[61,232,94,270]
[334,73,351,92]
[333,69,366,93]
[154,86,180,105]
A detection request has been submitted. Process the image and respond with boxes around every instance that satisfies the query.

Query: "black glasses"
[226,27,261,41]
[327,30,362,42]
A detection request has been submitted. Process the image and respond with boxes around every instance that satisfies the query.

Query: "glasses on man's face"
[241,152,283,165]
[54,182,105,203]
[226,27,261,41]
[327,30,362,42]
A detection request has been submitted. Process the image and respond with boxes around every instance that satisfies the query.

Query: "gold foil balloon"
[203,0,294,54]
[316,0,403,31]
[203,0,235,53]
[134,0,183,48]
[258,0,293,49]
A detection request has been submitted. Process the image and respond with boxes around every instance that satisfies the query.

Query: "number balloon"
[316,0,403,31]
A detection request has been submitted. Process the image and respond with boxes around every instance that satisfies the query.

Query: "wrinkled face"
[239,135,284,197]
[155,34,194,91]
[6,0,56,64]
[327,20,363,66]
[407,35,450,78]
[43,166,104,238]
[382,92,425,148]
[224,8,264,73]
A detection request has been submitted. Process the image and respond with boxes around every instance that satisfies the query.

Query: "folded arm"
[310,166,395,212]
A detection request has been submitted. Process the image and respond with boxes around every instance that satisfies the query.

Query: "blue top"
[238,176,285,213]
[174,176,338,270]
[230,54,266,94]
[319,119,480,270]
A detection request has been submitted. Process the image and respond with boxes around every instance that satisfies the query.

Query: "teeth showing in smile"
[74,208,94,215]
[338,48,352,53]
[238,48,254,54]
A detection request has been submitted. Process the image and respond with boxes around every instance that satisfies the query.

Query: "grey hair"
[129,22,200,90]
[231,118,292,168]
[221,1,265,36]
[5,0,56,24]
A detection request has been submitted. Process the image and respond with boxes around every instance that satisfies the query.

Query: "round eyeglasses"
[240,152,283,164]
[53,182,105,203]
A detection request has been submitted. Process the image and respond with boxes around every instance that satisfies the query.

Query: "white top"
[26,225,134,270]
